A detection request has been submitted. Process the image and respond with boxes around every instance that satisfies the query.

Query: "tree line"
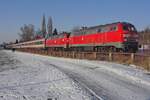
[138,27,150,45]
[18,15,58,42]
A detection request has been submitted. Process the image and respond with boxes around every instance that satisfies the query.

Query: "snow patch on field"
[42,55,150,87]
[1,50,150,100]
[0,50,93,100]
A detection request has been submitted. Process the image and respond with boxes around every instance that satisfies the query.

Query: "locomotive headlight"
[124,38,127,41]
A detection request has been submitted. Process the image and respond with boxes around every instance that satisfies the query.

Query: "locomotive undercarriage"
[65,46,123,52]
[123,42,138,53]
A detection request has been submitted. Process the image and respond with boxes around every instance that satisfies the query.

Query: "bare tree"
[144,27,150,33]
[41,14,46,38]
[47,16,53,37]
[18,24,35,42]
[139,26,150,44]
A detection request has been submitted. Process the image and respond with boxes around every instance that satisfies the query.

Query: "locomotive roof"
[82,22,119,30]
[81,22,133,31]
[47,32,70,39]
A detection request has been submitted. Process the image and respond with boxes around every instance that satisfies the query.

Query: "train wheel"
[94,47,98,52]
[109,47,116,52]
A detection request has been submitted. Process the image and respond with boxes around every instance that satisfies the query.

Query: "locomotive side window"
[101,27,105,33]
[85,29,96,35]
[97,28,101,32]
[123,25,129,31]
[109,25,118,32]
[101,26,109,33]
[113,25,118,31]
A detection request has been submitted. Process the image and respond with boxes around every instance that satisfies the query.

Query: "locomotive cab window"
[130,26,136,31]
[123,24,136,32]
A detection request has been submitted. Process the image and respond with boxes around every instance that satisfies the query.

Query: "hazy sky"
[0,0,150,43]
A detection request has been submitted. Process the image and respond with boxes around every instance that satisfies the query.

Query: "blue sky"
[0,0,150,43]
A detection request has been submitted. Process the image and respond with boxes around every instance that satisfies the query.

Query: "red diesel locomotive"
[68,22,138,52]
[10,22,139,52]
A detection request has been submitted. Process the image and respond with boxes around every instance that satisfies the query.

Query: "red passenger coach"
[69,22,138,52]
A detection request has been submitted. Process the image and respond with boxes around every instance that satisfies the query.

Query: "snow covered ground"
[0,50,95,100]
[0,50,150,100]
